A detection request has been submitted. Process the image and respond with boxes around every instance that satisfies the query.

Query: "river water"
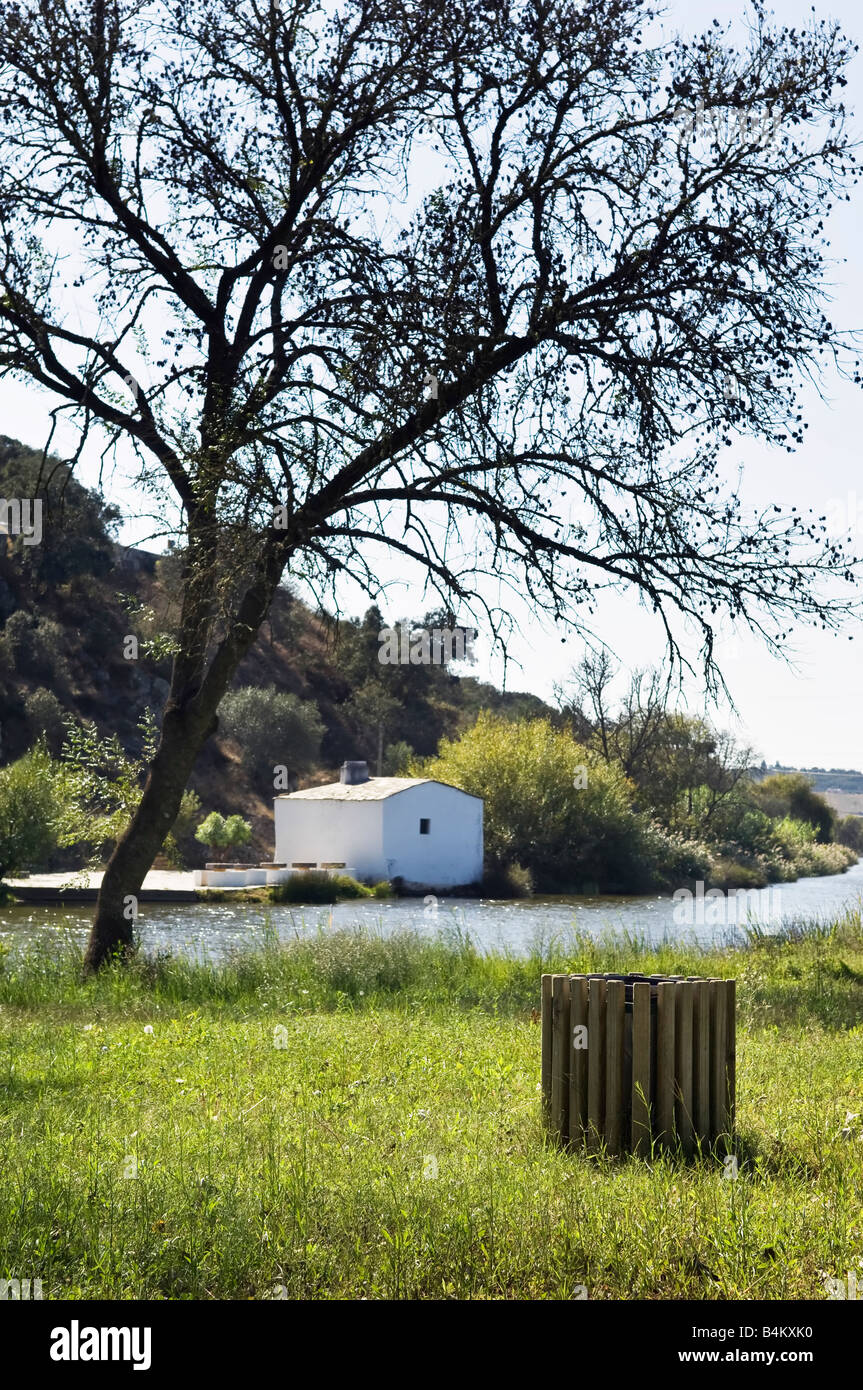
[1,859,861,962]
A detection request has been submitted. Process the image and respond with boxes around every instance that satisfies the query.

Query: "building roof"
[275,776,482,803]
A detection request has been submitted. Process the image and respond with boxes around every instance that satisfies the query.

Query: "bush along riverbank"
[0,910,861,1299]
[199,871,394,905]
[417,715,859,896]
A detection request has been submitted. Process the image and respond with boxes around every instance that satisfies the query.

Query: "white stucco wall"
[381,783,483,887]
[273,798,383,878]
[273,781,483,887]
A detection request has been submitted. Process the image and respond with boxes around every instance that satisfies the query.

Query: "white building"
[273,761,484,889]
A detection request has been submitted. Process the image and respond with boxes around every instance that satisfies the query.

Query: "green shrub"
[3,611,70,683]
[707,857,769,891]
[269,870,375,903]
[0,743,58,878]
[837,815,863,854]
[481,862,533,897]
[56,709,160,857]
[195,811,252,860]
[23,686,66,752]
[382,740,414,775]
[706,789,777,859]
[219,686,323,790]
[419,712,648,891]
[620,818,713,890]
[750,772,836,844]
[754,816,857,882]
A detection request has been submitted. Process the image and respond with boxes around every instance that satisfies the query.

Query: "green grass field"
[1,914,862,1299]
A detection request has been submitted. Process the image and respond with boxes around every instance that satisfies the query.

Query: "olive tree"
[219,685,323,789]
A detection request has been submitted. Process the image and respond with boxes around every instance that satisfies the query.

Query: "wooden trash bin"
[540,973,735,1156]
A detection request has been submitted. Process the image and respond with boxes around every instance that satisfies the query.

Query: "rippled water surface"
[2,859,861,962]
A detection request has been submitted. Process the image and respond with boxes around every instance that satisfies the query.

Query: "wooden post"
[656,981,676,1149]
[710,979,727,1145]
[587,976,607,1151]
[541,973,554,1127]
[674,981,694,1157]
[692,980,711,1146]
[605,979,625,1156]
[631,981,651,1156]
[569,975,589,1147]
[725,979,736,1136]
[551,974,571,1143]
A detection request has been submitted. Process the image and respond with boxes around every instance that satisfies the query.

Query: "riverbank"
[1,914,861,1298]
[3,858,862,961]
[2,868,393,906]
[5,845,859,909]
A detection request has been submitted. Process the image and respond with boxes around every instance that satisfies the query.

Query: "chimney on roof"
[340,760,370,785]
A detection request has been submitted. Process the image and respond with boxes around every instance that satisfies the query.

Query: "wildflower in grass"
[143,1025,154,1035]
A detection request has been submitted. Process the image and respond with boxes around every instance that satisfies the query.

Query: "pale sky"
[1,0,862,771]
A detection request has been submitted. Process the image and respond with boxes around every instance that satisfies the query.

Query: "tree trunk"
[83,704,215,973]
[84,535,290,973]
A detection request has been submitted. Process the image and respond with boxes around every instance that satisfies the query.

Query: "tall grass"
[0,913,861,1299]
[1,910,861,1023]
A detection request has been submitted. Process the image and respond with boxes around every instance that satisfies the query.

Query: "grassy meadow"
[0,913,862,1300]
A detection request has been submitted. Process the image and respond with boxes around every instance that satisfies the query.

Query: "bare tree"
[563,652,754,830]
[0,0,859,967]
[615,669,669,781]
[556,649,617,754]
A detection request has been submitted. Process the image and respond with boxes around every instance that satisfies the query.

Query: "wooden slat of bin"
[726,980,736,1135]
[674,981,694,1155]
[604,980,625,1155]
[587,977,607,1151]
[568,975,589,1146]
[551,974,571,1143]
[631,981,651,1156]
[710,979,727,1144]
[693,981,711,1144]
[541,973,554,1124]
[656,981,676,1148]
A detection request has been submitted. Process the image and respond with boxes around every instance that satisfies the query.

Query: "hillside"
[0,435,552,862]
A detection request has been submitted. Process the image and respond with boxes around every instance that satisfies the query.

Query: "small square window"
[419,818,430,835]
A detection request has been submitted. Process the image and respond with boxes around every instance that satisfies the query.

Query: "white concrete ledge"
[193,864,358,888]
